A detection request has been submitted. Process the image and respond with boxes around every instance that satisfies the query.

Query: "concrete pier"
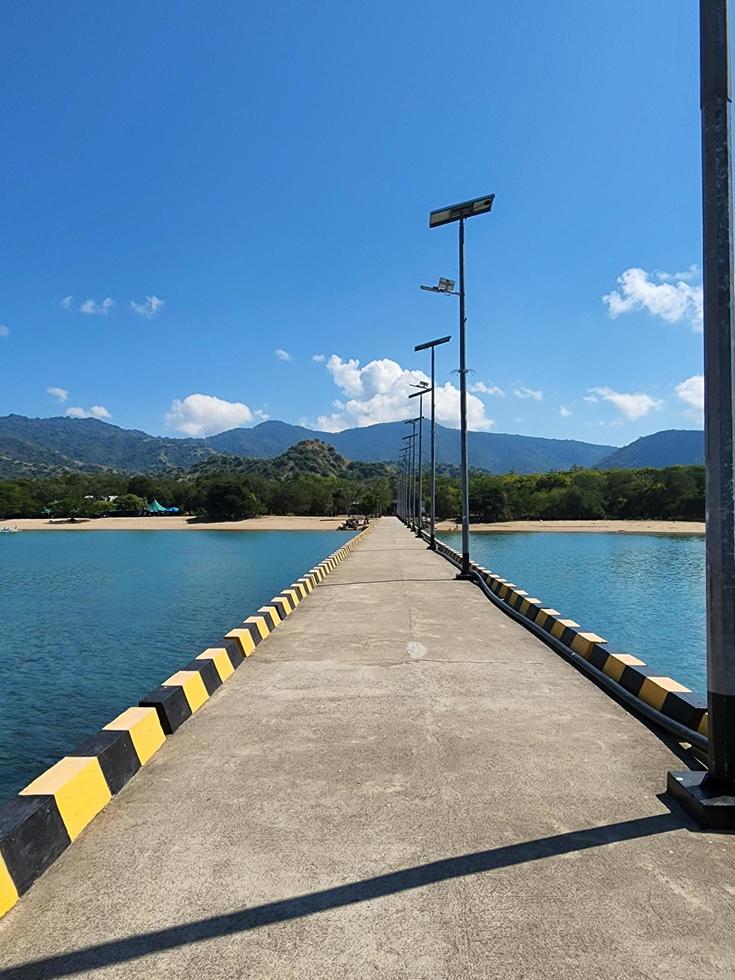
[1,517,733,978]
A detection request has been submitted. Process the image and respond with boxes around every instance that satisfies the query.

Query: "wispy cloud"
[603,267,703,331]
[676,374,704,422]
[588,386,662,421]
[130,295,165,318]
[470,381,505,397]
[79,298,114,316]
[513,386,543,401]
[313,353,494,432]
[60,296,74,311]
[0,324,9,338]
[46,386,69,403]
[165,393,267,437]
[65,404,111,420]
[656,264,700,283]
[275,348,292,361]
[560,405,572,417]
[312,353,326,363]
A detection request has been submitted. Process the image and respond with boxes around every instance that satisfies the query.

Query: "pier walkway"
[1,517,734,978]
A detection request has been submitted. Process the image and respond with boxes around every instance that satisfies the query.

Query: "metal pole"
[400,452,408,522]
[416,393,424,536]
[668,0,735,827]
[703,0,735,786]
[430,346,437,549]
[458,217,471,577]
[411,427,417,529]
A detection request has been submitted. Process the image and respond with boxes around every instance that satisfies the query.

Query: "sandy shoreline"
[434,518,705,535]
[5,515,353,532]
[3,516,705,535]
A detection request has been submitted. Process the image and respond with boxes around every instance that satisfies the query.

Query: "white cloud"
[583,394,598,404]
[676,374,704,422]
[469,381,505,396]
[588,386,663,421]
[60,296,74,310]
[603,267,703,331]
[312,353,326,363]
[314,354,494,432]
[80,297,114,316]
[513,386,543,401]
[275,348,292,361]
[560,405,572,417]
[130,295,165,318]
[65,404,111,420]
[46,386,69,403]
[0,324,8,338]
[656,264,700,283]
[165,393,267,437]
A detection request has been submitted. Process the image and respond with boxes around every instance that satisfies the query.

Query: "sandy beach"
[4,516,704,534]
[5,515,353,532]
[434,518,705,535]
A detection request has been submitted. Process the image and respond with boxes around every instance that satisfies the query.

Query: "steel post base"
[667,770,735,829]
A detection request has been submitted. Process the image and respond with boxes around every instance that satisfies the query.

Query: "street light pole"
[457,217,471,576]
[416,337,452,549]
[428,193,494,578]
[400,449,409,522]
[402,425,418,528]
[668,0,735,828]
[410,383,430,537]
[417,392,424,535]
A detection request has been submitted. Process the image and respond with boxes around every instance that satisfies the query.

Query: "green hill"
[189,440,393,480]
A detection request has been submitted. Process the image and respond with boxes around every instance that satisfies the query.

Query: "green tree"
[202,479,261,520]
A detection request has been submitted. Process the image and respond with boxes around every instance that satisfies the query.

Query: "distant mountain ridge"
[597,429,704,469]
[0,413,703,478]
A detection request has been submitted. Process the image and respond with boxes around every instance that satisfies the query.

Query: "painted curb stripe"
[69,730,140,796]
[257,606,281,631]
[244,615,270,641]
[271,596,293,618]
[0,856,18,917]
[196,648,236,682]
[181,658,223,697]
[225,627,257,656]
[0,796,70,895]
[20,757,112,842]
[163,671,210,713]
[104,707,166,765]
[140,685,192,734]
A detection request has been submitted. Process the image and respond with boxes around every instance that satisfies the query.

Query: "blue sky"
[1,1,706,447]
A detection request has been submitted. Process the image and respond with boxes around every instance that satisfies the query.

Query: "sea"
[441,530,706,695]
[0,529,354,805]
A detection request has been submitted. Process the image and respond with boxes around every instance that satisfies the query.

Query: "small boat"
[0,526,19,533]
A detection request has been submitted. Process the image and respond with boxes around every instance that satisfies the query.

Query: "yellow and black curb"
[429,530,708,742]
[0,522,374,919]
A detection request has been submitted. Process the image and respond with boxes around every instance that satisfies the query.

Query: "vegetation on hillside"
[461,464,705,522]
[0,460,705,524]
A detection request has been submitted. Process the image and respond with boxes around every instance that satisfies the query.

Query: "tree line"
[0,464,705,523]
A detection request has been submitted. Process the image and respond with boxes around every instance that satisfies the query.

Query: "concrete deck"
[1,517,733,979]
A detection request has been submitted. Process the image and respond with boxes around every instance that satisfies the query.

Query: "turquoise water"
[0,530,353,805]
[441,531,706,694]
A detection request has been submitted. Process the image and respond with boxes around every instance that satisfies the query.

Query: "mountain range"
[0,414,704,478]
